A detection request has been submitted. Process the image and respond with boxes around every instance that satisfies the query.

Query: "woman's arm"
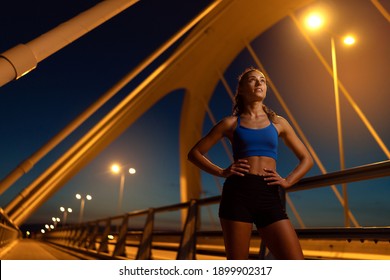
[188,117,250,177]
[265,116,313,188]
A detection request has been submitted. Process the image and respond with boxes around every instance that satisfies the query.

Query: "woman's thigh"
[220,218,253,260]
[258,219,304,260]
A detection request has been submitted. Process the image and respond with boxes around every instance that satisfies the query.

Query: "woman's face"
[239,70,267,102]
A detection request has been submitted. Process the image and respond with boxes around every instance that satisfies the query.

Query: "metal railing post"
[113,214,129,257]
[77,225,89,248]
[136,208,155,260]
[87,222,99,251]
[177,200,198,260]
[97,218,111,254]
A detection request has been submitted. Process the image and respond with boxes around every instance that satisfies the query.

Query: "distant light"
[111,164,121,174]
[41,229,45,234]
[26,231,31,236]
[76,193,82,200]
[45,224,49,229]
[107,234,114,240]
[61,206,72,213]
[50,225,54,229]
[86,195,92,200]
[306,14,324,30]
[129,168,136,175]
[343,35,356,45]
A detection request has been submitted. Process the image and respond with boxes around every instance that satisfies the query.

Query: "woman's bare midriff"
[244,156,276,175]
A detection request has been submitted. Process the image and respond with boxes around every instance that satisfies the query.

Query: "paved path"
[0,239,87,260]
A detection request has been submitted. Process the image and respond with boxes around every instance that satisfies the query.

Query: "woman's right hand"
[222,159,250,177]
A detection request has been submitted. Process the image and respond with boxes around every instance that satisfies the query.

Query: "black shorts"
[218,173,288,228]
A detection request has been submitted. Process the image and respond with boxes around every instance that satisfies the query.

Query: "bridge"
[2,160,390,260]
[1,0,390,261]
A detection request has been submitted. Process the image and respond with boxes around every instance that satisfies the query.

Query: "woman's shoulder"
[219,115,238,127]
[274,115,288,124]
[273,115,294,134]
[213,115,238,133]
[222,115,238,123]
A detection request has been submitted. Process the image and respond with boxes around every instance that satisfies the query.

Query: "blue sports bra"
[232,116,279,160]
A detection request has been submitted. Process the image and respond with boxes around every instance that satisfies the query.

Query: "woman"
[187,67,313,259]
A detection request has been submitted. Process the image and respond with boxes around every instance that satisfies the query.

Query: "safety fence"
[33,160,390,259]
[0,208,22,248]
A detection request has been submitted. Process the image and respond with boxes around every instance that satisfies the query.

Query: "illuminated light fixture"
[305,14,324,30]
[111,164,121,174]
[110,163,136,214]
[343,35,356,45]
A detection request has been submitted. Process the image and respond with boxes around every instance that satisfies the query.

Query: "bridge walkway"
[0,239,96,260]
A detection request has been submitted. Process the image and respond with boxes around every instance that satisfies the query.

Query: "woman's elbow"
[187,152,193,162]
[306,154,314,169]
[299,152,313,170]
[187,148,196,163]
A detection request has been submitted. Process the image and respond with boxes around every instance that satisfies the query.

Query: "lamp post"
[59,207,72,226]
[305,13,356,227]
[52,217,60,228]
[75,193,92,223]
[111,163,136,214]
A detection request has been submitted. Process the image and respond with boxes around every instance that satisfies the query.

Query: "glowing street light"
[111,164,121,174]
[60,207,72,226]
[304,12,356,227]
[110,163,136,214]
[343,35,355,45]
[76,193,92,223]
[52,217,60,228]
[44,224,55,231]
[305,14,324,30]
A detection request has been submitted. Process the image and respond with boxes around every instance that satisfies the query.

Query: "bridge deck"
[0,239,95,260]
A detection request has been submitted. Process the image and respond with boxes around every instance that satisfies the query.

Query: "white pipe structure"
[0,0,139,88]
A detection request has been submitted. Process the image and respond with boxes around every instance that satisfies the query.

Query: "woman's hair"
[232,67,277,122]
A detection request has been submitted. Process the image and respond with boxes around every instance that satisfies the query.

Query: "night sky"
[1,0,389,231]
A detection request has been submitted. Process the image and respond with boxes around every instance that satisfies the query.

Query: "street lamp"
[59,207,72,226]
[75,193,92,223]
[305,13,324,30]
[305,13,356,227]
[110,163,136,214]
[52,217,60,228]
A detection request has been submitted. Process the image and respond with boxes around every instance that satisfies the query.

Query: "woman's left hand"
[263,168,291,189]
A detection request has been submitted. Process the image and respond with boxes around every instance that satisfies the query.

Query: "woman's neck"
[241,102,265,118]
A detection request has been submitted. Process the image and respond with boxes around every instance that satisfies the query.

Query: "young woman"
[188,67,313,259]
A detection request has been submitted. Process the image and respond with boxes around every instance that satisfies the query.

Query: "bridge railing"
[36,160,390,260]
[0,208,22,248]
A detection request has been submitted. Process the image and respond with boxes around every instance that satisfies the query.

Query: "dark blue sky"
[1,0,389,230]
